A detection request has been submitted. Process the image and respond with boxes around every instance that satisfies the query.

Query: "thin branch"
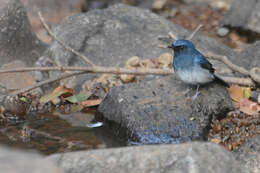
[168,32,178,40]
[38,12,96,67]
[4,67,254,95]
[205,52,249,75]
[0,66,173,75]
[221,76,255,86]
[250,67,260,83]
[187,24,203,40]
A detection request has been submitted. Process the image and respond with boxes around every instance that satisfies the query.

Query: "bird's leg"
[191,85,200,100]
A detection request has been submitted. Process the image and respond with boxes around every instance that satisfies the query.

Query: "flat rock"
[98,76,232,144]
[38,4,237,90]
[46,142,248,173]
[0,0,46,66]
[221,0,260,33]
[234,136,260,173]
[0,145,62,173]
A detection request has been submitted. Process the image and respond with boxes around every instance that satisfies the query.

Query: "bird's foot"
[191,91,201,101]
[191,85,200,101]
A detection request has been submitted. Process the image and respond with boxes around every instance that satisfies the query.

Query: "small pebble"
[120,74,135,83]
[152,0,167,10]
[217,27,229,37]
[158,53,172,68]
[126,56,140,67]
[250,91,259,102]
[169,8,178,17]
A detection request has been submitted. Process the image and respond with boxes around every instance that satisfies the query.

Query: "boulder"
[0,145,61,173]
[98,76,232,144]
[234,41,260,69]
[221,0,260,33]
[0,0,46,66]
[46,142,248,173]
[234,135,260,173]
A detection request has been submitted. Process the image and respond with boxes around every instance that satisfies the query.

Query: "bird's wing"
[193,52,215,74]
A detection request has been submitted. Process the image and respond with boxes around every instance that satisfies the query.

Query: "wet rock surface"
[38,4,237,90]
[234,136,260,173]
[46,142,248,173]
[0,0,46,66]
[0,145,61,173]
[221,0,260,34]
[98,76,232,144]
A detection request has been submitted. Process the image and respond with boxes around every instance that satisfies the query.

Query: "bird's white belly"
[176,68,214,85]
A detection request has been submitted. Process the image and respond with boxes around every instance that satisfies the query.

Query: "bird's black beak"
[168,45,174,49]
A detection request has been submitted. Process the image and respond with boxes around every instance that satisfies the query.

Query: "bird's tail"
[214,74,230,88]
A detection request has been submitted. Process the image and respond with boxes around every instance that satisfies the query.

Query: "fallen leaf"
[210,138,222,144]
[239,98,260,115]
[228,86,251,102]
[40,86,74,104]
[80,99,102,107]
[70,104,84,113]
[19,97,27,103]
[65,92,92,104]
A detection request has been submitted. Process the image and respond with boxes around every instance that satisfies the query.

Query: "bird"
[168,39,229,98]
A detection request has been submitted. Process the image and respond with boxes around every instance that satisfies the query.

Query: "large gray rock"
[98,76,232,144]
[0,0,46,66]
[235,41,260,69]
[38,4,237,89]
[0,145,62,173]
[234,136,260,173]
[221,0,260,33]
[21,0,87,42]
[46,142,248,173]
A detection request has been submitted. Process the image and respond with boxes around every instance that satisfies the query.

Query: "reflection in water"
[0,112,123,155]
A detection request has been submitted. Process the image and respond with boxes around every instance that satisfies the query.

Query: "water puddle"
[0,110,124,155]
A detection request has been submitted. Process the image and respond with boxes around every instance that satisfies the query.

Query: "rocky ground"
[0,0,260,173]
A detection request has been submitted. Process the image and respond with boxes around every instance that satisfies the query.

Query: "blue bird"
[168,39,229,98]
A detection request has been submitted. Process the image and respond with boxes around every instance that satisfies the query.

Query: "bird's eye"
[179,45,184,50]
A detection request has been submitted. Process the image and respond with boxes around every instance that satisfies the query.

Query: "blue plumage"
[168,39,228,87]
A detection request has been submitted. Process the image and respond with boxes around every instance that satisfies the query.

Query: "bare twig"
[10,67,174,95]
[0,66,173,75]
[187,24,203,40]
[38,12,96,67]
[221,76,255,86]
[168,32,178,40]
[250,67,260,83]
[205,52,249,75]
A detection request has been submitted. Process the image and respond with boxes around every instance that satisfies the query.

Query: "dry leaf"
[40,86,74,104]
[210,138,222,144]
[228,86,250,102]
[80,99,102,107]
[239,98,260,115]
